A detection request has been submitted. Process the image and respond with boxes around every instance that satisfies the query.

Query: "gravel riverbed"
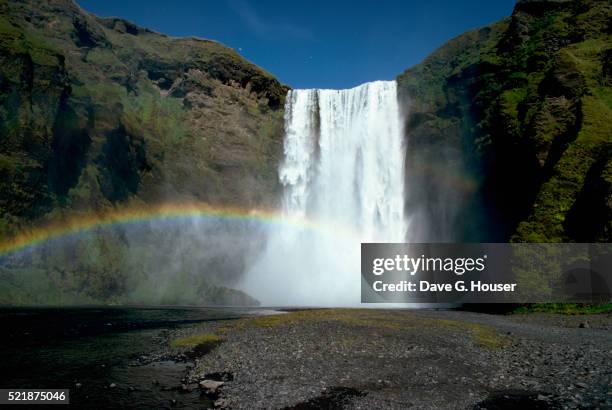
[167,309,612,409]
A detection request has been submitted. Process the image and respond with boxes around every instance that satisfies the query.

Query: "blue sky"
[77,0,516,89]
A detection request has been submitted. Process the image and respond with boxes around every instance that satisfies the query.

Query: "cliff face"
[0,0,289,305]
[0,0,288,237]
[398,0,612,242]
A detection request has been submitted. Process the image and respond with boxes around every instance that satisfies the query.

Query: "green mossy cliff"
[0,0,288,237]
[398,0,612,242]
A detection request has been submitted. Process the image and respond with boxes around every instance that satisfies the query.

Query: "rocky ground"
[164,309,612,409]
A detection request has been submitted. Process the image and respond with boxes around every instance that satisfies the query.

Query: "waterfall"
[241,80,408,306]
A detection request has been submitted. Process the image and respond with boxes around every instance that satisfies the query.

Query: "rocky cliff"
[398,0,611,242]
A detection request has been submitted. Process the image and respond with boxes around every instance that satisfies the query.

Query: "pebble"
[214,398,229,408]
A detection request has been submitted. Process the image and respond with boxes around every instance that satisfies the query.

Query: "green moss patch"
[170,333,222,348]
[513,303,612,315]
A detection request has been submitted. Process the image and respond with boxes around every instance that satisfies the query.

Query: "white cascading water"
[241,80,408,306]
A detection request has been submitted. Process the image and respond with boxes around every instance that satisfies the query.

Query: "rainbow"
[0,202,346,258]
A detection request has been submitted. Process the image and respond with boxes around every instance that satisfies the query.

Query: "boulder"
[199,379,224,393]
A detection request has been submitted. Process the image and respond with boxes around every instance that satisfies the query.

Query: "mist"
[0,215,266,306]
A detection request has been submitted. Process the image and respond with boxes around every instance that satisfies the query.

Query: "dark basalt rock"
[472,390,561,410]
[282,387,367,410]
[564,151,612,241]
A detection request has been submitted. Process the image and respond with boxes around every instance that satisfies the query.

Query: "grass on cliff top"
[514,303,612,315]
